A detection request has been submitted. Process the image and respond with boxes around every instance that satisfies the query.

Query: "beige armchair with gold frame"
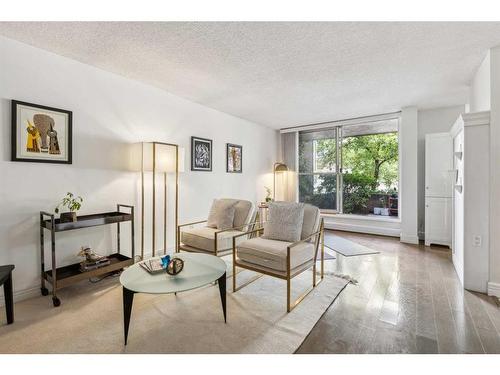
[232,204,324,312]
[176,199,257,257]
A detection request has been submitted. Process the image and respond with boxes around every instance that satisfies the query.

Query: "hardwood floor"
[296,230,500,354]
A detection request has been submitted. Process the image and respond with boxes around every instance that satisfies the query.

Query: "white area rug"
[0,261,349,353]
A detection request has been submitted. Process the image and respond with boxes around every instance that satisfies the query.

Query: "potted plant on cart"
[55,192,83,222]
[264,186,273,203]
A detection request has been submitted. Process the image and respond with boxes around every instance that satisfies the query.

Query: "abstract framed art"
[226,143,242,173]
[191,136,212,171]
[11,100,73,164]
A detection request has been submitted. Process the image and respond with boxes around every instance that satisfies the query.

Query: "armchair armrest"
[215,220,261,235]
[177,219,207,229]
[232,227,264,240]
[287,229,322,250]
[215,223,262,256]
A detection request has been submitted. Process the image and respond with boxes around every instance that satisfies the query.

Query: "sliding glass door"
[298,129,338,212]
[298,118,399,217]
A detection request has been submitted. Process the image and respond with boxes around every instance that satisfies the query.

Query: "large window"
[298,119,399,217]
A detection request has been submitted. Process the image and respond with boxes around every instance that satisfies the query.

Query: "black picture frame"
[11,100,73,164]
[191,136,212,171]
[226,143,242,173]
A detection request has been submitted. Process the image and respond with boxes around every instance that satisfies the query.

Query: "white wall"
[323,214,400,237]
[399,106,419,244]
[463,119,490,292]
[489,46,500,297]
[450,112,490,293]
[417,105,465,240]
[470,51,491,112]
[0,36,278,301]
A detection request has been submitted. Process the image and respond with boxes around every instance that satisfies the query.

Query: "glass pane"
[313,139,336,173]
[342,131,398,216]
[299,129,336,173]
[299,174,337,210]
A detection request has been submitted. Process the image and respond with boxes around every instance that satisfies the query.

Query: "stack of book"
[80,256,110,272]
[139,258,165,275]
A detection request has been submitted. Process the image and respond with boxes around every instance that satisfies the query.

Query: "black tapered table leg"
[123,287,135,345]
[4,273,13,325]
[217,272,226,323]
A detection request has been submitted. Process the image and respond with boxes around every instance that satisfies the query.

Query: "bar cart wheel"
[41,287,49,296]
[52,296,61,307]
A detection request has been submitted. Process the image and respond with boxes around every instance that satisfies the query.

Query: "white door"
[425,134,453,197]
[425,197,452,247]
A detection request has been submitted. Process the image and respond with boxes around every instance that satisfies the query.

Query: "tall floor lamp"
[139,142,184,259]
[273,162,289,201]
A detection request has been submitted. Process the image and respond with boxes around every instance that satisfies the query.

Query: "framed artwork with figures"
[191,136,212,171]
[226,143,242,173]
[11,100,73,164]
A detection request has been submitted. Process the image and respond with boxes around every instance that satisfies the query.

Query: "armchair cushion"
[301,204,321,240]
[207,199,238,230]
[181,226,242,252]
[237,237,314,272]
[263,202,305,242]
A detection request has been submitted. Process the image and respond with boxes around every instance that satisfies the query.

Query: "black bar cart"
[40,204,135,307]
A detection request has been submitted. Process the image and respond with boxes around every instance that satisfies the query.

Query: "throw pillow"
[207,199,238,230]
[263,202,305,242]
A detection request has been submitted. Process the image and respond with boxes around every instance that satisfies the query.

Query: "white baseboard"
[0,286,40,307]
[488,282,500,298]
[400,233,419,245]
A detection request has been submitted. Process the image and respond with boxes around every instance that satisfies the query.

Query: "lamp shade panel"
[156,145,185,173]
[135,142,185,173]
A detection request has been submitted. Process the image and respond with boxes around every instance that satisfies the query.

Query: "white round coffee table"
[120,252,227,344]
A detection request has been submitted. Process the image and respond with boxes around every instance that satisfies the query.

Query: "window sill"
[321,213,401,223]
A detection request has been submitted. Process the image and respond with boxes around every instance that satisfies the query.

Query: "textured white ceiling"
[1,22,500,129]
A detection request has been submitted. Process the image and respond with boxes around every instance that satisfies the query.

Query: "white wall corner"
[469,50,491,113]
[489,45,500,294]
[487,282,500,298]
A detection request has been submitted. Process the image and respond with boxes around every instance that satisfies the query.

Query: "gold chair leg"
[176,226,180,253]
[313,262,316,287]
[286,227,325,312]
[321,225,325,279]
[287,278,291,313]
[232,238,236,292]
[287,249,291,312]
[287,273,323,313]
[233,272,263,292]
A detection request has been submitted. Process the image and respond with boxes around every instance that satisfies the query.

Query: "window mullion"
[336,126,342,213]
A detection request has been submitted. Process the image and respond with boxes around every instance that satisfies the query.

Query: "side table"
[0,265,15,324]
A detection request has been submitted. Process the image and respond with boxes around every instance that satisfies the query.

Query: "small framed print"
[226,143,242,173]
[11,100,72,164]
[191,136,212,171]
